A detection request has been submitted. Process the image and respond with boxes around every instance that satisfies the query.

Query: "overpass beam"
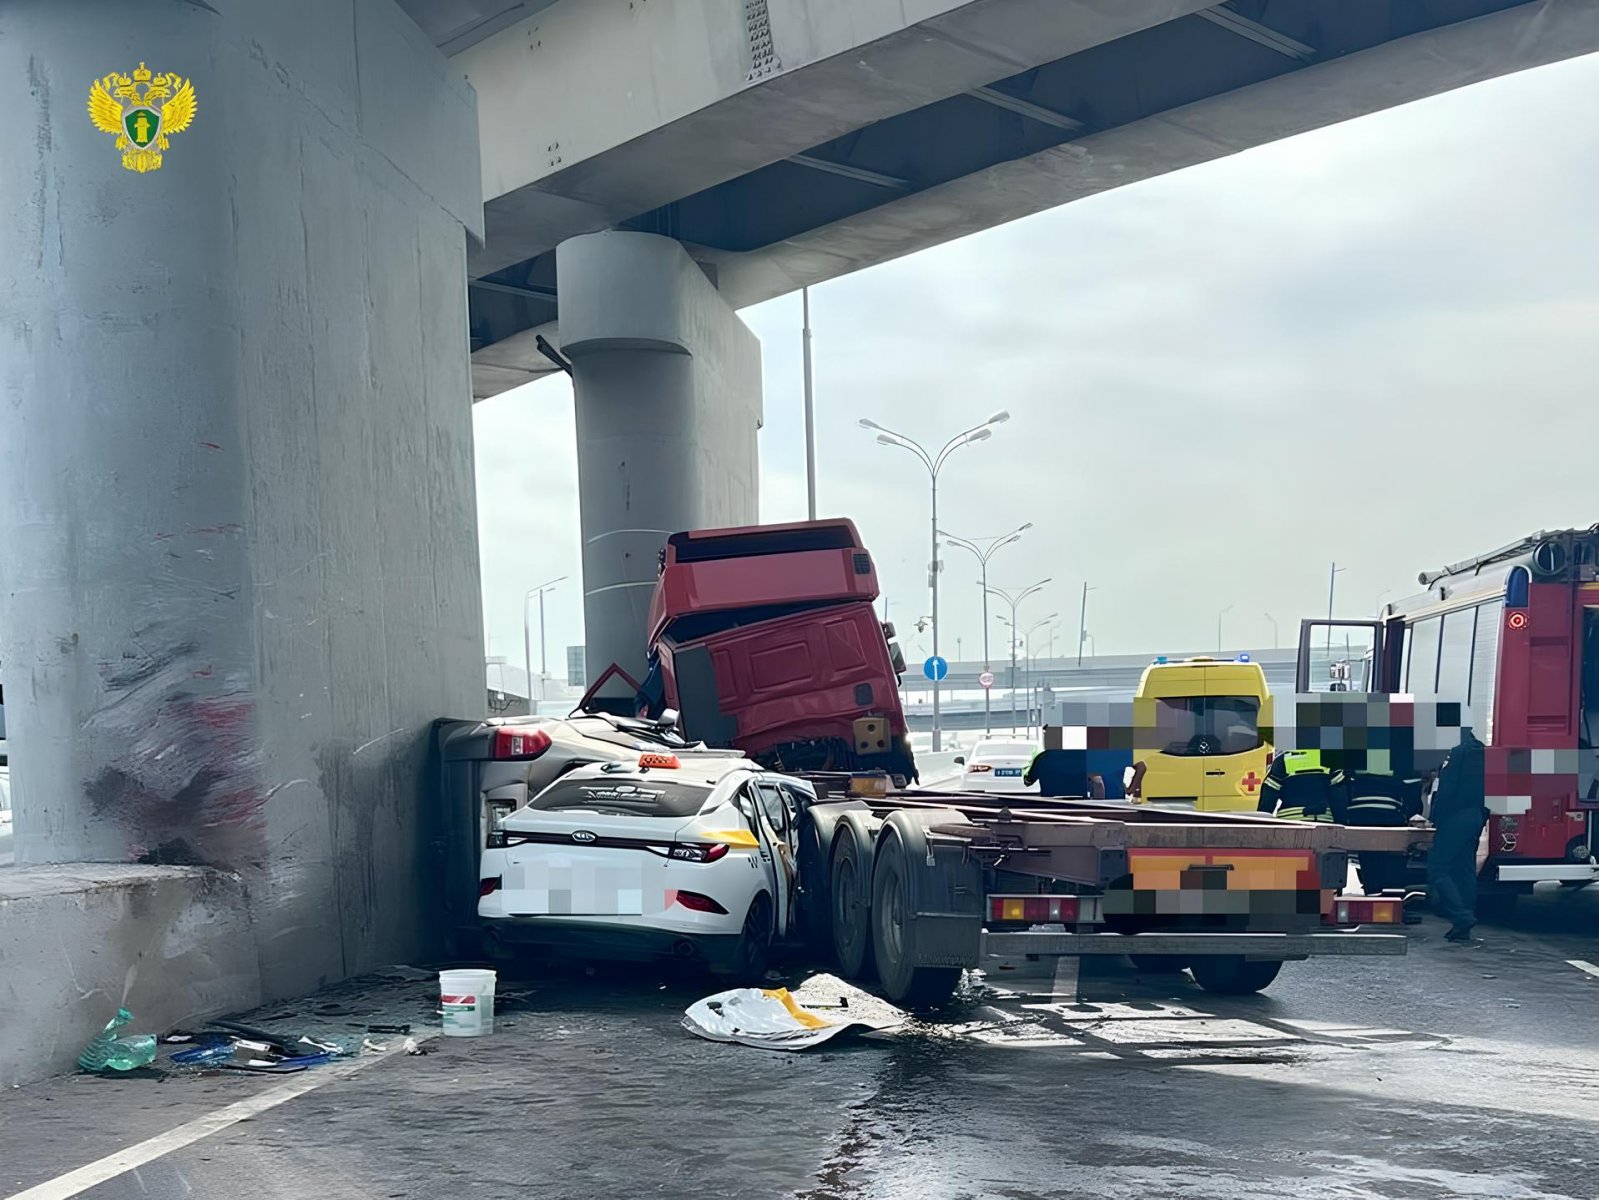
[556,233,763,684]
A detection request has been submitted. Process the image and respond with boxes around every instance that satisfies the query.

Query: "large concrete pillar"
[0,0,486,992]
[557,233,762,683]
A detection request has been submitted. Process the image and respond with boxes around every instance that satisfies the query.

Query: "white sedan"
[478,752,806,982]
[953,739,1039,792]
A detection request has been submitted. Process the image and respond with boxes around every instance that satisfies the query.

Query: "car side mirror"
[953,756,966,765]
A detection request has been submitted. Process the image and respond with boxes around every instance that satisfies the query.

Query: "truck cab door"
[1296,620,1386,693]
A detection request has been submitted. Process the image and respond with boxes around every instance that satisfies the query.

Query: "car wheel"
[717,892,773,987]
[1190,956,1282,995]
[830,827,875,981]
[871,829,962,1008]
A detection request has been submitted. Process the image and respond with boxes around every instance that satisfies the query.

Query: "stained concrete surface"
[3,887,1598,1200]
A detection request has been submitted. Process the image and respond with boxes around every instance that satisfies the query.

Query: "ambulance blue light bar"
[1238,654,1251,662]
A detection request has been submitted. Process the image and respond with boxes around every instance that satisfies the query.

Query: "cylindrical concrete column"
[557,233,763,684]
[0,0,486,995]
[0,2,245,865]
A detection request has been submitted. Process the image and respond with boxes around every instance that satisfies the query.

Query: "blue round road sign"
[923,655,949,682]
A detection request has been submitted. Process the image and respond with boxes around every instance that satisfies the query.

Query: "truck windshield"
[1153,697,1262,756]
[530,776,713,818]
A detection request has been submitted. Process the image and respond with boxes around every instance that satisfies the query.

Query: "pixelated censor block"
[1264,694,1469,775]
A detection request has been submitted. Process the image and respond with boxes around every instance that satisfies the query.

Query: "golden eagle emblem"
[87,62,197,174]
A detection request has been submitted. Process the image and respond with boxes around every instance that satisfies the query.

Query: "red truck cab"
[641,519,916,781]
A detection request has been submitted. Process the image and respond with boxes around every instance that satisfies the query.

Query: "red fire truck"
[1298,525,1599,900]
[637,519,917,782]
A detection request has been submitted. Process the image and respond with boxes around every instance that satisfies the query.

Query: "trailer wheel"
[1129,955,1188,974]
[871,830,962,1008]
[830,827,875,980]
[1190,956,1282,995]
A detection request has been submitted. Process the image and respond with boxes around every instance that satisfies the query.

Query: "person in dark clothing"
[1336,766,1425,898]
[1427,728,1489,943]
[1024,748,1102,799]
[1257,750,1344,822]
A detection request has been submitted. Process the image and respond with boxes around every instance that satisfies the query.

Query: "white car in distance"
[478,751,807,982]
[953,739,1039,792]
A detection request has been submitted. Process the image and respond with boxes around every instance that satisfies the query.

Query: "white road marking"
[1566,959,1599,979]
[2,1041,425,1200]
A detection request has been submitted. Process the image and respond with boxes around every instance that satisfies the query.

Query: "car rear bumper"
[480,915,746,972]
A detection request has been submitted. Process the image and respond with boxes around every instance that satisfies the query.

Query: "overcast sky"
[473,51,1599,682]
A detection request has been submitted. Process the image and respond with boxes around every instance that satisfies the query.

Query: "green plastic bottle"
[78,1008,158,1072]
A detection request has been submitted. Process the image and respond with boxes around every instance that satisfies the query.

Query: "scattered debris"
[365,1023,411,1035]
[682,974,906,1052]
[170,1042,237,1066]
[78,1009,158,1073]
[361,1038,389,1053]
[403,1037,430,1056]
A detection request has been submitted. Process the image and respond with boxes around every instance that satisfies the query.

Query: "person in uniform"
[1335,764,1425,895]
[1257,749,1343,823]
[1023,746,1103,799]
[1427,727,1489,943]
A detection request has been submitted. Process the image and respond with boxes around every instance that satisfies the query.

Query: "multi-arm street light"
[859,412,1010,751]
[988,579,1050,733]
[940,522,1031,734]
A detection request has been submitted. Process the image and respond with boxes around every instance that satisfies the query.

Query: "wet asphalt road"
[3,886,1598,1200]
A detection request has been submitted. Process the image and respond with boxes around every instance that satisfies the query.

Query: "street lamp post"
[1077,581,1095,668]
[1024,614,1058,735]
[860,412,1011,752]
[1327,562,1346,656]
[522,576,567,707]
[989,579,1050,733]
[941,523,1031,735]
[802,287,817,520]
[1217,603,1234,652]
[1264,612,1279,649]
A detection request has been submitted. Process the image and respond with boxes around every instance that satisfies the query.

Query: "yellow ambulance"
[1131,656,1273,812]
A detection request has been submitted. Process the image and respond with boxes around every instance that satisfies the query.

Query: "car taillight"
[479,876,501,897]
[668,890,728,915]
[493,728,553,760]
[988,894,1099,924]
[968,763,993,773]
[669,842,730,863]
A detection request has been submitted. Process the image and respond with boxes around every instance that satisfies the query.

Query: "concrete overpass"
[430,0,1599,680]
[2,0,1597,1081]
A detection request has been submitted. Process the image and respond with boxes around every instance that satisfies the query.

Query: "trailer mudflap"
[887,817,984,970]
[982,931,1410,960]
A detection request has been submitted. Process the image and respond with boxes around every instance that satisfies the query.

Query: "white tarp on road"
[682,974,907,1051]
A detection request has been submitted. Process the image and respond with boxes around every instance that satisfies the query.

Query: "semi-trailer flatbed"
[793,774,1429,1006]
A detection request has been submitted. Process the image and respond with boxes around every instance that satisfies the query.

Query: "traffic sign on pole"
[978,670,995,689]
[923,655,949,682]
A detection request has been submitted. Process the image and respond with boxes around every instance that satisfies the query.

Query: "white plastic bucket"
[439,968,496,1037]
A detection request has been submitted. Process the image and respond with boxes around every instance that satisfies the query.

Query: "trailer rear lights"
[479,876,502,897]
[492,727,553,760]
[639,752,680,769]
[988,895,1097,924]
[967,763,993,773]
[1330,896,1402,925]
[669,890,728,915]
